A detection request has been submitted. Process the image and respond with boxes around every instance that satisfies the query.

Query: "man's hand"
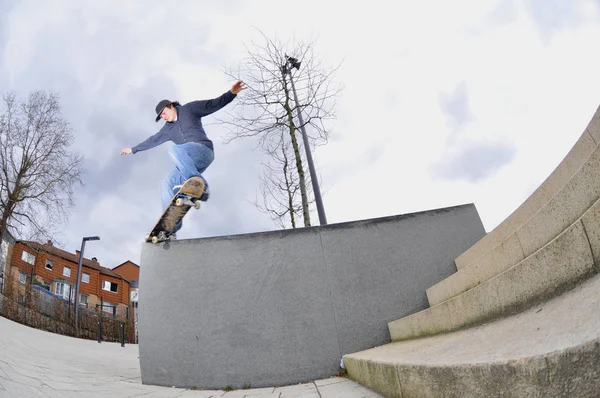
[230,80,246,95]
[120,148,132,155]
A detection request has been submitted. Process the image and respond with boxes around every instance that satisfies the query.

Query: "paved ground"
[0,316,382,397]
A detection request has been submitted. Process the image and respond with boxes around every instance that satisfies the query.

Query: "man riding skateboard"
[120,80,246,237]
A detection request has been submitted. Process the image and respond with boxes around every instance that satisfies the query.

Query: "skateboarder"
[120,80,246,236]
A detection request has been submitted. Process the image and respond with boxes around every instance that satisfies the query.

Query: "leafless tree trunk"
[0,90,84,246]
[253,128,316,228]
[219,30,342,228]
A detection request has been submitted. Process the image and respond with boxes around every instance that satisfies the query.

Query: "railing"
[0,274,136,344]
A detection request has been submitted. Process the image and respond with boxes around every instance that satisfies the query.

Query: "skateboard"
[145,176,206,244]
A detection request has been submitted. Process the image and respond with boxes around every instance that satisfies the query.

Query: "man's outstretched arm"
[191,80,246,117]
[120,126,170,155]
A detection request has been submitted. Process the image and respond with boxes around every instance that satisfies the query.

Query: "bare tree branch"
[0,90,84,246]
[217,30,343,228]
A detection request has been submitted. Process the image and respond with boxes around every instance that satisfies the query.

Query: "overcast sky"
[1,0,599,269]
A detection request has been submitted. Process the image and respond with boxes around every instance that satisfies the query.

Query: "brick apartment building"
[0,230,16,294]
[112,260,140,340]
[6,240,134,319]
[112,261,139,285]
[112,260,139,309]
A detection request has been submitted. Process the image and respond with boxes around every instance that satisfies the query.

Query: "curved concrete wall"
[138,203,485,389]
[427,105,600,306]
[454,105,600,270]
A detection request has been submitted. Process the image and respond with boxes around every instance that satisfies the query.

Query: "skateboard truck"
[145,231,176,245]
[175,195,201,209]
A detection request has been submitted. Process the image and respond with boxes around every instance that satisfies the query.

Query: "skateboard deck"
[145,176,206,244]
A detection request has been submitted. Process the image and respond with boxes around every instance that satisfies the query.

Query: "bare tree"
[0,90,84,246]
[253,127,316,228]
[220,31,342,228]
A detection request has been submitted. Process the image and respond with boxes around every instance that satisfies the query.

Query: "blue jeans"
[162,142,214,232]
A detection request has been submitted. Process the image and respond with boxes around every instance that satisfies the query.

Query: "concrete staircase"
[342,105,600,397]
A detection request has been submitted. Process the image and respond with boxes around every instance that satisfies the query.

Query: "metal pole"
[287,66,328,225]
[74,239,86,337]
[74,236,100,337]
[120,323,125,347]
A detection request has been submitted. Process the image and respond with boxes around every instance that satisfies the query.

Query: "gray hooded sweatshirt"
[132,90,236,154]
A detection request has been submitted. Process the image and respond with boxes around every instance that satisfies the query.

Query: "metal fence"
[0,274,135,344]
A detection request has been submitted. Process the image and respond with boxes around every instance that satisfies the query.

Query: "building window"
[18,272,27,284]
[41,281,51,291]
[102,281,118,293]
[63,266,71,277]
[80,294,88,307]
[45,259,53,270]
[55,282,72,302]
[82,272,90,284]
[21,251,35,265]
[101,302,116,315]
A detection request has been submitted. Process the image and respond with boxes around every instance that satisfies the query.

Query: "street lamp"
[283,55,328,225]
[74,236,100,336]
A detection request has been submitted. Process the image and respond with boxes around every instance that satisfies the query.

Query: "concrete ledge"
[346,339,600,398]
[427,232,525,306]
[587,104,600,144]
[388,218,596,341]
[138,204,485,389]
[581,196,600,267]
[517,140,600,258]
[427,131,600,307]
[345,272,600,398]
[454,106,600,270]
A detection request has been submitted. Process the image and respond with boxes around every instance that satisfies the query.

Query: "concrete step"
[453,105,600,272]
[427,139,600,306]
[387,210,600,342]
[343,272,600,398]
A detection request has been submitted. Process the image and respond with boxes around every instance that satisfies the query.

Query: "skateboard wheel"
[194,201,200,210]
[151,236,159,244]
[176,198,183,206]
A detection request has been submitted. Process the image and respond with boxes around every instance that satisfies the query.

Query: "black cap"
[155,99,172,122]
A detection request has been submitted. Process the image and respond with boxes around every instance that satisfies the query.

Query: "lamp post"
[283,55,327,225]
[74,236,100,336]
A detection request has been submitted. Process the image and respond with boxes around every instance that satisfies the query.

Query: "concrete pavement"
[0,316,382,397]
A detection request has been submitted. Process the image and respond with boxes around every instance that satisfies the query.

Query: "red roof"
[18,241,125,280]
